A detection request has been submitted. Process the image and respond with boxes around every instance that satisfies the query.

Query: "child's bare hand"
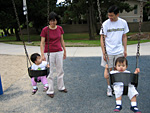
[134,68,140,74]
[47,64,50,68]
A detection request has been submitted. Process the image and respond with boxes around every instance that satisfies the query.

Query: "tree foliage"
[27,0,57,34]
[59,0,135,39]
[0,0,57,40]
[143,1,150,21]
[0,0,25,40]
[0,0,141,40]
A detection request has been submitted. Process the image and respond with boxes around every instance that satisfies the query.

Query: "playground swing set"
[11,0,51,82]
[97,0,143,95]
[9,0,144,96]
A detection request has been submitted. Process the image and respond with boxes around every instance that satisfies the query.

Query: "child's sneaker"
[107,88,112,97]
[43,86,49,92]
[32,88,38,95]
[130,106,141,113]
[114,105,122,112]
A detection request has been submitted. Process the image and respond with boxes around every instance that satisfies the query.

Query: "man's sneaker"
[107,88,112,97]
[43,86,49,92]
[130,106,141,113]
[114,105,122,112]
[32,88,38,95]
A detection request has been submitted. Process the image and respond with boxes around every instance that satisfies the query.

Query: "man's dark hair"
[115,57,128,66]
[49,11,59,21]
[108,5,119,15]
[30,53,40,63]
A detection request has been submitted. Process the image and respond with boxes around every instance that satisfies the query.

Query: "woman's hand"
[41,55,46,61]
[63,51,66,59]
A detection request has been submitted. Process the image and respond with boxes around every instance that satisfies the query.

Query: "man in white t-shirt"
[100,5,129,97]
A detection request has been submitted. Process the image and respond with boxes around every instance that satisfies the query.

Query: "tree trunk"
[15,27,21,41]
[93,11,99,35]
[2,28,7,36]
[10,28,14,35]
[35,28,40,35]
[6,28,10,36]
[88,3,95,40]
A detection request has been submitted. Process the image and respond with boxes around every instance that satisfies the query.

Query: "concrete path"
[0,42,150,56]
[0,42,150,113]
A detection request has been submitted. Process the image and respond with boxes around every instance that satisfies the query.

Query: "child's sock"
[44,84,48,87]
[33,86,37,89]
[131,102,137,106]
[108,85,111,89]
[116,100,122,105]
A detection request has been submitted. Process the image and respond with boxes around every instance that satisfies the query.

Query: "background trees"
[0,0,25,40]
[0,0,148,41]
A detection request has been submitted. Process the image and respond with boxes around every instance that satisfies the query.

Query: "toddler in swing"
[104,57,141,113]
[30,53,49,95]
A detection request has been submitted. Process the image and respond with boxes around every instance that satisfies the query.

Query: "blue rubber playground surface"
[0,56,150,113]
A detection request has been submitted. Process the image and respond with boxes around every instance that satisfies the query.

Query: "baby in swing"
[104,57,141,113]
[30,53,49,95]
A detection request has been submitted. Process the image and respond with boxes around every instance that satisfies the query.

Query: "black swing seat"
[110,73,138,95]
[28,67,50,78]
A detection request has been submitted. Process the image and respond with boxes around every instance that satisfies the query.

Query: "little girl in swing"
[30,53,49,95]
[104,57,141,113]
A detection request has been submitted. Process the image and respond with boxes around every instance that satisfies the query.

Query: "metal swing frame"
[11,0,50,80]
[97,0,143,95]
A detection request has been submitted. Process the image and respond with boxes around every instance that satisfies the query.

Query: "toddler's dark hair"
[30,53,40,63]
[115,57,128,66]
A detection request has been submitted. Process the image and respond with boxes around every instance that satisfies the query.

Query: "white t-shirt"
[100,17,129,55]
[31,61,47,70]
[110,70,130,85]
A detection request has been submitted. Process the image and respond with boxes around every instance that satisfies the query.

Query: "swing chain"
[97,0,102,26]
[11,0,32,67]
[47,0,50,65]
[97,0,109,66]
[47,0,50,26]
[136,1,143,68]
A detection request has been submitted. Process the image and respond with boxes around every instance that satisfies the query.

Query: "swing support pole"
[0,75,3,95]
[23,0,31,43]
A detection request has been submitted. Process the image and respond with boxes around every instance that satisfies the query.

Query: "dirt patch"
[0,55,27,91]
[128,32,150,40]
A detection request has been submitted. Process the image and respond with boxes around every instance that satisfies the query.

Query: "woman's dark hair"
[49,11,59,21]
[30,53,40,63]
[108,5,119,15]
[115,57,128,66]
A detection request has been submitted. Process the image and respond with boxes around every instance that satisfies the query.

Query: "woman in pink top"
[40,12,67,98]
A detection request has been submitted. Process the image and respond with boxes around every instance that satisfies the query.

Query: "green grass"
[0,33,150,47]
[64,33,90,40]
